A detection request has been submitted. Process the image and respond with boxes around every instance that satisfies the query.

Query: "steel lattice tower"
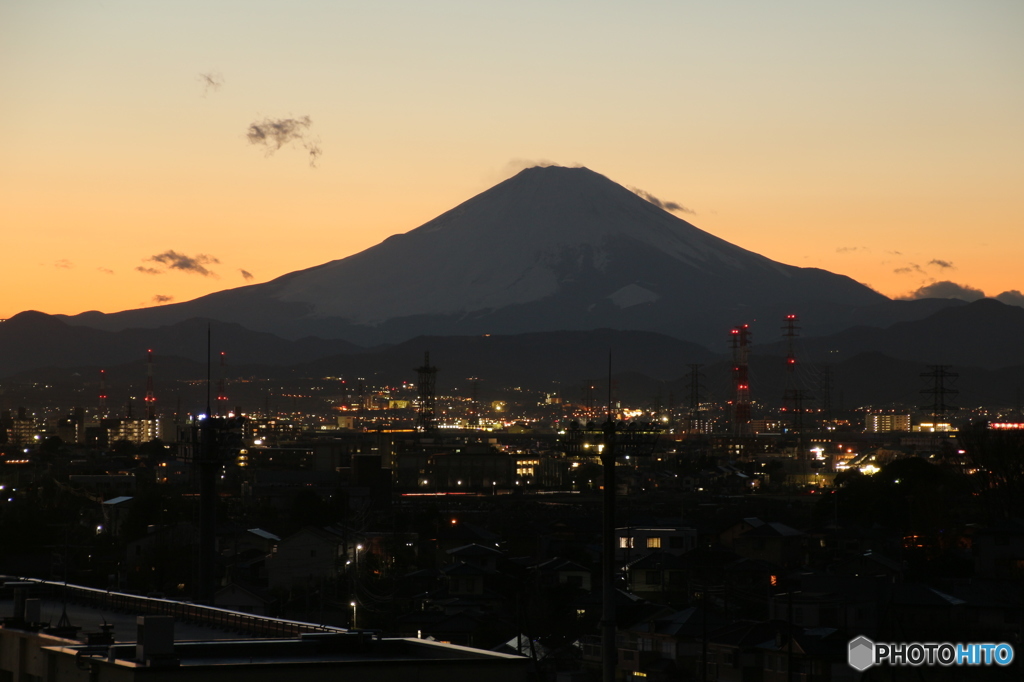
[357,378,365,432]
[783,314,799,373]
[686,363,705,434]
[781,314,810,436]
[730,325,752,433]
[216,352,228,415]
[144,349,156,420]
[820,365,833,427]
[920,365,959,423]
[98,369,108,419]
[415,352,438,432]
[468,377,480,428]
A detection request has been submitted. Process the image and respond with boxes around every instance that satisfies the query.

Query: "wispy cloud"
[305,142,322,167]
[97,267,114,275]
[54,259,73,269]
[836,246,867,254]
[898,280,985,302]
[246,116,321,167]
[894,263,924,275]
[928,259,954,269]
[152,294,174,304]
[629,187,696,215]
[139,250,220,277]
[198,71,223,96]
[239,269,254,281]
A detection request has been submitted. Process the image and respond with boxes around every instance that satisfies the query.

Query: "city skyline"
[3,0,1022,319]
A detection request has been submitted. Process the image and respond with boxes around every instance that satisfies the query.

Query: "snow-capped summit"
[64,166,887,345]
[272,165,790,323]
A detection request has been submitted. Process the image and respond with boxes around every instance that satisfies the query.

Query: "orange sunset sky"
[2,1,1022,320]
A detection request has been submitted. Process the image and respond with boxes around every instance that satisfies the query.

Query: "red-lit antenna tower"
[99,369,108,418]
[468,377,480,428]
[216,352,228,415]
[782,314,812,454]
[783,314,799,372]
[730,324,752,434]
[145,350,156,420]
[782,314,799,417]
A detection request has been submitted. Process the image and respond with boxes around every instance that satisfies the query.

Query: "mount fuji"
[64,166,890,347]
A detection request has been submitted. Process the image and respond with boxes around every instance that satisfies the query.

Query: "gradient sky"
[2,0,1022,319]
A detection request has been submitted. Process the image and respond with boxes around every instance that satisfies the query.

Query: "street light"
[350,601,357,629]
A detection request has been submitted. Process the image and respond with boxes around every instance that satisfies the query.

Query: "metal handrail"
[6,577,348,638]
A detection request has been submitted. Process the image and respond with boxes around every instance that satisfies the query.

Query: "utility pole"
[819,365,833,428]
[198,328,216,604]
[600,354,617,682]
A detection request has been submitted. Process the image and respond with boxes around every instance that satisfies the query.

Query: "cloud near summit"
[899,280,985,302]
[628,187,696,215]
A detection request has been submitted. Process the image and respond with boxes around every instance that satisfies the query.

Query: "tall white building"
[865,414,911,433]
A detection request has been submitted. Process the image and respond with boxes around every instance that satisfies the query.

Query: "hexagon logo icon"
[848,636,875,671]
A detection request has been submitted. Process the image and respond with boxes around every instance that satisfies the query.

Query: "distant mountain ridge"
[0,311,360,379]
[6,322,1022,412]
[758,298,1024,369]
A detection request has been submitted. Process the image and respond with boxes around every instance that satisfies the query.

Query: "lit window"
[646,537,662,549]
[619,537,633,549]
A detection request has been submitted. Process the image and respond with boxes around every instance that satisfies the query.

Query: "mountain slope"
[62,166,888,345]
[758,298,1024,370]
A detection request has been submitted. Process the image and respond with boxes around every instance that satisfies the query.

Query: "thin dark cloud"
[239,269,254,281]
[305,141,322,168]
[54,259,73,269]
[198,71,223,96]
[142,250,220,277]
[995,290,1024,308]
[247,116,311,149]
[136,266,162,275]
[97,267,114,275]
[836,246,866,253]
[928,259,954,269]
[899,280,985,302]
[501,159,586,178]
[887,250,903,256]
[246,116,321,167]
[628,187,696,215]
[893,263,924,275]
[506,158,561,172]
[152,294,174,304]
